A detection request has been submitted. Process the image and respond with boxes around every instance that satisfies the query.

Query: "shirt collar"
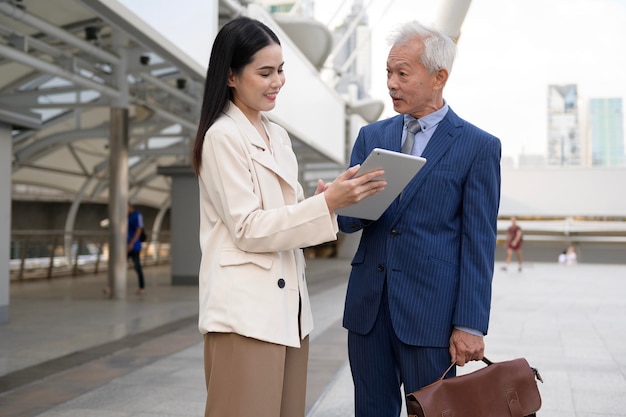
[403,101,449,132]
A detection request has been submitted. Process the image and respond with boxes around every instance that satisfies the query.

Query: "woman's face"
[228,43,285,119]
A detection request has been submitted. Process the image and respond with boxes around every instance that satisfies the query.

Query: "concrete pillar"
[106,32,130,299]
[0,107,40,323]
[0,122,10,323]
[157,165,200,285]
[107,107,129,299]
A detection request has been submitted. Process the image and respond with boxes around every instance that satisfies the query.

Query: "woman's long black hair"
[192,17,281,175]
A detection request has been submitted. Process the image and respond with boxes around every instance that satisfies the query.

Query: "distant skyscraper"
[589,98,625,167]
[547,84,581,166]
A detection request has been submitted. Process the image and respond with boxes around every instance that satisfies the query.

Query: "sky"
[118,0,626,160]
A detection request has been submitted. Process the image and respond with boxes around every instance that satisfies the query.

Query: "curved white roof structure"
[1,0,359,209]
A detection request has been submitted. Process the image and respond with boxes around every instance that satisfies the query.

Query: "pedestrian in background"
[127,203,146,295]
[502,216,523,272]
[566,245,578,265]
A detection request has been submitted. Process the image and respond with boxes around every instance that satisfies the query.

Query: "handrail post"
[94,240,103,274]
[47,237,57,280]
[18,236,29,281]
[72,237,82,277]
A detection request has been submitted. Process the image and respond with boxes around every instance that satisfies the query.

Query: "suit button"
[390,229,398,236]
[277,278,285,288]
[377,264,384,272]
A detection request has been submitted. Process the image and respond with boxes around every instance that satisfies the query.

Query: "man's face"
[386,39,445,119]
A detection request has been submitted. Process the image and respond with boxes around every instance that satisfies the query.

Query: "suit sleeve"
[338,127,374,233]
[454,135,501,334]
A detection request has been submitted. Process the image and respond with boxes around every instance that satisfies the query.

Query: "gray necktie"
[402,119,421,154]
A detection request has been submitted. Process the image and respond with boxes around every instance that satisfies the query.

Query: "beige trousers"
[203,332,309,417]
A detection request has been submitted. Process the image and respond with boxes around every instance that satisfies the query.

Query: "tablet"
[335,148,427,220]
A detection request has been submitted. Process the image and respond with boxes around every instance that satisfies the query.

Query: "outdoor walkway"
[1,258,625,416]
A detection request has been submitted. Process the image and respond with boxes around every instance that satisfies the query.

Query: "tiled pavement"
[1,258,626,416]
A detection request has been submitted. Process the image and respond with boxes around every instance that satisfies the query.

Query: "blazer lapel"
[224,102,298,194]
[224,102,267,152]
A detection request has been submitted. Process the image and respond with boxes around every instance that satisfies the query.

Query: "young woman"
[192,17,385,417]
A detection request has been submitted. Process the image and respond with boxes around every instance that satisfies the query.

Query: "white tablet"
[335,148,427,220]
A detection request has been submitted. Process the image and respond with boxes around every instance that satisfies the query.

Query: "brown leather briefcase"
[406,357,543,417]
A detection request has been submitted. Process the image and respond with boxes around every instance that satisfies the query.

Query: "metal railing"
[10,230,171,281]
[496,218,626,243]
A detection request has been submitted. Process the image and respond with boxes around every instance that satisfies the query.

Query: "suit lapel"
[379,117,405,214]
[386,116,405,153]
[393,109,462,219]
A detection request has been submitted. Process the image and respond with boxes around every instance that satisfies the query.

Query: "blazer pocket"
[350,247,366,266]
[219,249,274,270]
[427,254,459,270]
[429,168,461,195]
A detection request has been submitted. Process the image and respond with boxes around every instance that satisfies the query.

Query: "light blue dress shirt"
[401,102,449,156]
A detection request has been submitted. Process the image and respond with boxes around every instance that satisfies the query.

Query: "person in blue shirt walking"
[127,203,146,295]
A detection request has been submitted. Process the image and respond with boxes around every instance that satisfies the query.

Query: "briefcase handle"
[439,357,543,383]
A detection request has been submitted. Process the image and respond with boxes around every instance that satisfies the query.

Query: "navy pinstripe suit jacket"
[338,107,501,347]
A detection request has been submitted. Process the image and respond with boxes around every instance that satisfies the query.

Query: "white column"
[208,0,219,41]
[433,0,473,41]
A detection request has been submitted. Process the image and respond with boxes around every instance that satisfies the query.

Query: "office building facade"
[589,97,625,167]
[547,84,581,166]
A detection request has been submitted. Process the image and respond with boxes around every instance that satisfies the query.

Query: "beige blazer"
[197,102,338,347]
